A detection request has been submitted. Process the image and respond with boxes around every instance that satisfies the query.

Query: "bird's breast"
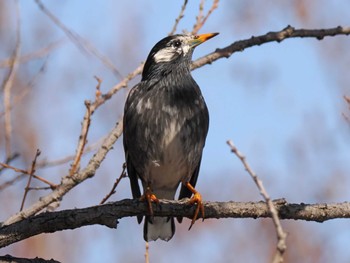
[126,79,209,194]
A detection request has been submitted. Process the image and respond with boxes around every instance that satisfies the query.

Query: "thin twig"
[192,0,219,34]
[36,138,104,169]
[69,101,92,176]
[0,58,48,118]
[0,176,23,191]
[94,76,102,100]
[0,153,19,174]
[26,186,52,191]
[192,0,204,34]
[0,162,56,188]
[34,0,123,79]
[145,242,150,263]
[169,0,188,35]
[100,163,127,205]
[2,0,21,159]
[0,39,64,68]
[227,140,287,262]
[102,62,143,101]
[342,95,350,125]
[20,149,41,211]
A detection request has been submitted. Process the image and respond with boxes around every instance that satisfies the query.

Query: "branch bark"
[0,255,60,263]
[1,199,350,248]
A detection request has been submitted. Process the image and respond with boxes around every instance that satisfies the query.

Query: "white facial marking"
[153,36,193,63]
[182,44,191,55]
[154,48,176,63]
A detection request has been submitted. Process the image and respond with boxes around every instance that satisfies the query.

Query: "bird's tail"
[144,216,175,242]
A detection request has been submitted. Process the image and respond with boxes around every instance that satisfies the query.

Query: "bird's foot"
[185,182,205,230]
[140,187,159,221]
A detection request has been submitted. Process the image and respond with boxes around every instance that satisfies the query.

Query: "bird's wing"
[124,154,143,224]
[123,83,144,223]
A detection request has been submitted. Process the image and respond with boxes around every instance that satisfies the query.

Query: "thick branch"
[1,199,350,248]
[0,255,60,263]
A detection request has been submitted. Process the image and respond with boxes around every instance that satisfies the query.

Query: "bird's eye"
[172,40,181,48]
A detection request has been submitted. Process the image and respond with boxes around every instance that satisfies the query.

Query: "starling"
[123,32,218,241]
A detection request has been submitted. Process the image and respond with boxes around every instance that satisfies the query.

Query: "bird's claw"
[188,191,205,230]
[140,187,159,221]
[184,182,205,230]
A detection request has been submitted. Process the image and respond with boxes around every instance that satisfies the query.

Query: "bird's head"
[142,33,219,80]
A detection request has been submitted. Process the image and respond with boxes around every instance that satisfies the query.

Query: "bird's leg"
[184,182,205,230]
[140,186,159,221]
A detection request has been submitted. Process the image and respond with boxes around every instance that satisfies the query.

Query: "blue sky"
[1,1,350,262]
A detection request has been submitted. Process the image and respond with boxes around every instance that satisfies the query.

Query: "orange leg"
[140,186,159,219]
[184,182,205,230]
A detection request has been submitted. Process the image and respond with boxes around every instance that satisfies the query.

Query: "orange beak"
[190,32,219,47]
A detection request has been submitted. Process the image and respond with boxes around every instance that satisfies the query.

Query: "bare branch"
[145,242,150,263]
[192,0,219,34]
[169,0,188,35]
[0,255,60,263]
[36,137,104,169]
[0,176,23,191]
[0,153,19,174]
[0,59,48,119]
[0,162,56,189]
[1,199,350,248]
[227,140,287,262]
[2,0,21,159]
[20,149,41,211]
[191,25,350,70]
[100,163,127,205]
[343,95,350,125]
[69,101,92,177]
[0,40,64,68]
[34,0,123,79]
[2,121,123,226]
[192,0,205,34]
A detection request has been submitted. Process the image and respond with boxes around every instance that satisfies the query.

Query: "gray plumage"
[123,33,217,241]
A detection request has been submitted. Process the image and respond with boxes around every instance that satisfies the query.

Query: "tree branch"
[1,121,123,226]
[227,140,287,262]
[0,255,60,263]
[191,25,350,70]
[1,199,350,248]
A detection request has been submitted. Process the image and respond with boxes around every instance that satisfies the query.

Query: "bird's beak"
[190,32,219,48]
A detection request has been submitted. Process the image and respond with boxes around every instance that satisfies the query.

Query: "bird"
[123,32,218,242]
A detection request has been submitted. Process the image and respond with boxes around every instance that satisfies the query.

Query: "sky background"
[1,1,350,262]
